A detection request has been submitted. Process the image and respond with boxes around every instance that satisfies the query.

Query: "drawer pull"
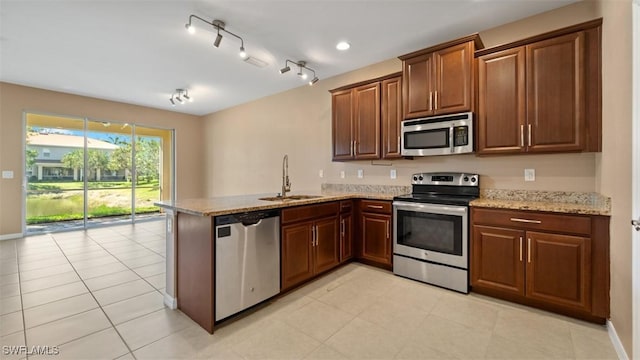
[519,236,523,262]
[510,218,542,224]
[368,205,384,209]
[527,238,531,263]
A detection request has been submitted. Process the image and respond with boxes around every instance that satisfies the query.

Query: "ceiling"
[0,0,578,116]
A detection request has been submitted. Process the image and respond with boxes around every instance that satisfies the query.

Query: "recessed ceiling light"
[336,41,350,51]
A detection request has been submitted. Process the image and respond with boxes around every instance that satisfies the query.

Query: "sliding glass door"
[25,113,174,233]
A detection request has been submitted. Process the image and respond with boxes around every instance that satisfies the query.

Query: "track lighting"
[279,59,320,86]
[169,89,193,106]
[186,15,248,60]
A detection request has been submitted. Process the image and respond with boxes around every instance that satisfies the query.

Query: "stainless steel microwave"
[401,112,474,156]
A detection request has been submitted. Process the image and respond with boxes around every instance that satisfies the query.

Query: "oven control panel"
[411,172,478,186]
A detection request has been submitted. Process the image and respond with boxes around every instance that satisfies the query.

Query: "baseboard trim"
[0,233,22,241]
[163,293,177,310]
[608,320,630,360]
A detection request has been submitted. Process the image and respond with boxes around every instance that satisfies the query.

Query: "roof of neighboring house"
[26,133,119,150]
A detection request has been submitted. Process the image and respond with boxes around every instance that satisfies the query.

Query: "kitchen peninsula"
[157,185,611,333]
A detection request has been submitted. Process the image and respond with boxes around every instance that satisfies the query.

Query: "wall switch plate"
[524,168,535,181]
[340,171,345,179]
[390,169,397,179]
[318,169,324,178]
[357,169,364,179]
[2,171,13,179]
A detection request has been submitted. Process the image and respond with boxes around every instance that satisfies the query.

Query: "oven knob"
[471,176,477,183]
[418,175,424,181]
[463,176,469,182]
[413,176,418,181]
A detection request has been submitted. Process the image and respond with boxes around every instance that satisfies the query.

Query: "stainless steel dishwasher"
[214,209,280,321]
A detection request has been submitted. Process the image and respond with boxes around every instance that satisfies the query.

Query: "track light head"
[185,23,195,34]
[169,97,176,106]
[309,77,319,86]
[183,91,193,102]
[213,32,223,48]
[176,95,185,104]
[239,46,247,59]
[299,72,308,80]
[279,66,290,74]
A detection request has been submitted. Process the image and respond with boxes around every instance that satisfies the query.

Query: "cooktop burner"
[393,172,480,206]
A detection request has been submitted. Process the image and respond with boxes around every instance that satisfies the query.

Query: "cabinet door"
[526,231,592,312]
[381,76,403,159]
[314,217,340,274]
[403,54,435,119]
[353,83,381,159]
[361,213,392,266]
[526,32,585,152]
[477,47,526,154]
[340,212,353,262]
[332,89,354,161]
[281,223,314,291]
[471,225,525,296]
[434,41,473,115]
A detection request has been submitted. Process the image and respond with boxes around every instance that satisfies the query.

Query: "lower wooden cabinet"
[281,203,340,291]
[357,200,392,269]
[471,207,609,323]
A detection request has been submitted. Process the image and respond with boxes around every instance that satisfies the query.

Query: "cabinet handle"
[368,205,384,209]
[528,124,532,147]
[520,125,524,147]
[341,219,345,237]
[519,236,523,262]
[311,225,315,246]
[527,238,531,263]
[386,221,390,240]
[429,91,433,111]
[354,141,358,156]
[510,218,542,224]
[434,91,438,110]
[315,226,319,246]
[351,140,356,156]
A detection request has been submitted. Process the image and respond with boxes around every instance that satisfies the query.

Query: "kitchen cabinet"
[399,35,482,119]
[471,207,609,323]
[330,73,402,161]
[381,76,403,159]
[339,200,354,262]
[281,202,340,291]
[476,19,602,155]
[357,200,392,269]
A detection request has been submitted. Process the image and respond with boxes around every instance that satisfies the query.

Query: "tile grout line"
[12,238,29,360]
[48,231,138,360]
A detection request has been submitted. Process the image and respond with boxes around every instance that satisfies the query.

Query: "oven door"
[393,201,468,269]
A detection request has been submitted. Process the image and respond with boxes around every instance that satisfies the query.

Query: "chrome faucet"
[281,154,291,198]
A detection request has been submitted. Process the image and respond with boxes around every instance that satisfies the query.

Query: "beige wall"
[594,0,634,356]
[0,82,205,236]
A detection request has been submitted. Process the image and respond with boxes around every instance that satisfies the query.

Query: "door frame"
[633,0,640,358]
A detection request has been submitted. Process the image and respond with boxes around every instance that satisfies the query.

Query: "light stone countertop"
[470,189,611,216]
[155,191,396,217]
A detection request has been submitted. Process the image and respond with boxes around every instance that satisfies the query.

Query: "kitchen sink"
[259,195,322,202]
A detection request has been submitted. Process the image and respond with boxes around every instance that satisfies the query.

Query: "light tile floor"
[0,219,619,359]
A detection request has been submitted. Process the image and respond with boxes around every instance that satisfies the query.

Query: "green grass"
[28,180,159,191]
[26,181,162,225]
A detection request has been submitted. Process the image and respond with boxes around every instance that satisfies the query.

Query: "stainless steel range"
[393,172,479,293]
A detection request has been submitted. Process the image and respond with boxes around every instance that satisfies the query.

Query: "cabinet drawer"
[359,200,392,214]
[339,200,353,213]
[282,202,339,225]
[472,208,591,235]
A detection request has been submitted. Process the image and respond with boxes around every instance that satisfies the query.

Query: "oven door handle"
[393,201,467,215]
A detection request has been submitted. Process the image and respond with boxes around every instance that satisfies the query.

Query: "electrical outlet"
[524,168,535,181]
[318,169,324,178]
[2,171,13,179]
[357,169,364,179]
[167,218,173,233]
[340,171,345,179]
[390,169,397,179]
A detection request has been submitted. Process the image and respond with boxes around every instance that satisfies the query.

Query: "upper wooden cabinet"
[476,19,602,155]
[330,73,402,161]
[399,35,482,119]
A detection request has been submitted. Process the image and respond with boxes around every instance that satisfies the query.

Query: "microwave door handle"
[449,126,454,152]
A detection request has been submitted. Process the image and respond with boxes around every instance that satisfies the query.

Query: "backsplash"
[321,183,411,195]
